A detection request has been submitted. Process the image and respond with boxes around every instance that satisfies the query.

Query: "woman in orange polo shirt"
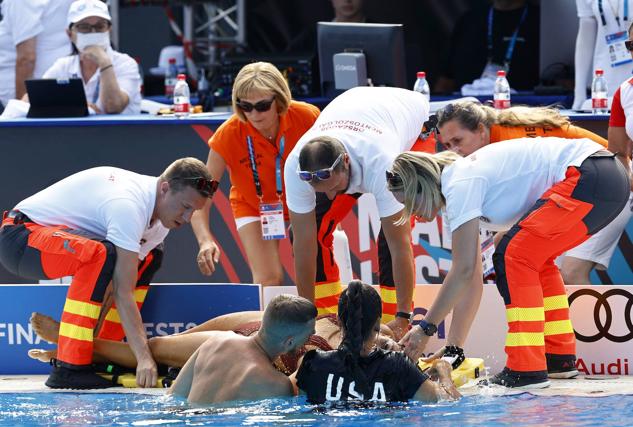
[435,101,607,157]
[191,62,319,286]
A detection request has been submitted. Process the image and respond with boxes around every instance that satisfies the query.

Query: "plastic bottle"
[591,69,608,114]
[164,58,178,99]
[197,68,210,111]
[332,228,353,286]
[173,74,190,118]
[493,70,511,109]
[413,71,430,103]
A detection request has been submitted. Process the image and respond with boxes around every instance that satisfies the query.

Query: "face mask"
[75,32,110,52]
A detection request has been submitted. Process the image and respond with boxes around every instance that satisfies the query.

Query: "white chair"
[149,45,185,76]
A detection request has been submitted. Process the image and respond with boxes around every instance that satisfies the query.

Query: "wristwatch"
[395,311,412,321]
[417,319,438,336]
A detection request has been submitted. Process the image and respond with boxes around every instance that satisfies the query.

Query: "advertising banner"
[0,283,260,374]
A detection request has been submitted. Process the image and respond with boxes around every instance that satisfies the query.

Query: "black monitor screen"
[317,22,407,97]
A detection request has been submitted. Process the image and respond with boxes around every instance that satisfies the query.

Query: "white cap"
[67,0,111,27]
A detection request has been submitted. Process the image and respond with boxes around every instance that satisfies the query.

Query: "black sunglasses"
[236,97,275,113]
[297,154,344,182]
[385,170,403,189]
[174,177,219,198]
[626,40,633,51]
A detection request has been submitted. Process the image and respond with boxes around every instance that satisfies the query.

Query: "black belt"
[4,210,32,224]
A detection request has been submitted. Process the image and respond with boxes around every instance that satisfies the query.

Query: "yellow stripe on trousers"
[58,321,94,342]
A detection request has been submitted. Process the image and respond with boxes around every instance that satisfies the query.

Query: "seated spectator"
[434,0,540,94]
[0,0,74,110]
[42,0,141,114]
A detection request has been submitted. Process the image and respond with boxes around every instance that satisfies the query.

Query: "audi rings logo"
[568,288,633,343]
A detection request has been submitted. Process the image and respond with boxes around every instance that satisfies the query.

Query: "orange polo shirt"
[489,124,607,147]
[210,100,320,219]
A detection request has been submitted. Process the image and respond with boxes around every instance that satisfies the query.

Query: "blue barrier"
[0,284,260,374]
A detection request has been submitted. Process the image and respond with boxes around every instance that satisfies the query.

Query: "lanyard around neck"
[487,5,529,68]
[246,135,285,199]
[598,0,628,27]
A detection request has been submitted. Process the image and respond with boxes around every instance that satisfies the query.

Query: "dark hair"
[159,157,214,197]
[299,136,346,172]
[337,280,382,397]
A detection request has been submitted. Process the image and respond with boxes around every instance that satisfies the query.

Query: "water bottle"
[591,69,608,114]
[164,58,178,99]
[332,228,353,286]
[413,71,430,103]
[197,68,210,111]
[493,70,511,109]
[173,74,190,118]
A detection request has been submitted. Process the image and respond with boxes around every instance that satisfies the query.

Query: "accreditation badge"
[480,229,496,280]
[606,31,633,68]
[259,201,286,240]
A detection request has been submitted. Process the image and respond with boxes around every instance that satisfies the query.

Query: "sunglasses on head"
[297,153,344,182]
[236,97,275,113]
[385,170,403,189]
[626,40,633,51]
[175,176,219,198]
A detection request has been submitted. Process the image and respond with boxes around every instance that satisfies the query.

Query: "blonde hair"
[437,100,570,132]
[231,62,292,122]
[390,151,461,224]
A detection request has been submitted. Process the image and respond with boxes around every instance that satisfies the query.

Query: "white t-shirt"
[43,49,142,114]
[576,0,633,96]
[15,167,169,259]
[0,0,73,106]
[284,86,429,218]
[442,137,604,233]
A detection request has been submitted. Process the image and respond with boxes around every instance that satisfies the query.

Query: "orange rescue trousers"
[492,152,630,374]
[0,213,162,367]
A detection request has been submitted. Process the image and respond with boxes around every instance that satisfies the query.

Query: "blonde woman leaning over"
[388,138,629,389]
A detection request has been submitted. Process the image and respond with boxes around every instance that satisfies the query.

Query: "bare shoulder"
[242,363,293,398]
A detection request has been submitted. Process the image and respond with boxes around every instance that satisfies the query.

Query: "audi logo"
[568,288,633,343]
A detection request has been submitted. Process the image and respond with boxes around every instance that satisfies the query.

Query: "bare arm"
[168,346,199,397]
[113,246,156,387]
[190,149,225,275]
[413,360,461,402]
[289,209,318,302]
[380,210,415,339]
[401,219,480,360]
[573,17,597,110]
[446,240,483,347]
[608,126,633,190]
[15,37,37,100]
[81,46,129,113]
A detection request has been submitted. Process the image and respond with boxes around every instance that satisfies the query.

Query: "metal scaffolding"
[110,0,246,75]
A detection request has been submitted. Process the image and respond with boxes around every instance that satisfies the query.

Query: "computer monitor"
[317,22,407,97]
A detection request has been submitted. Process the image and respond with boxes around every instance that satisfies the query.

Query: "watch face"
[421,322,437,336]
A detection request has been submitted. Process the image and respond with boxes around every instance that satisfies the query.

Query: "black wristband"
[395,311,412,320]
[100,64,113,72]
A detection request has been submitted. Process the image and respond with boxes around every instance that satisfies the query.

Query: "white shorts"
[565,191,633,269]
[235,216,260,230]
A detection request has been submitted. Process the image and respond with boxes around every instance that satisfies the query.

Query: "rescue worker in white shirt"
[39,0,141,114]
[0,158,217,389]
[390,138,630,389]
[283,86,430,340]
[0,0,74,109]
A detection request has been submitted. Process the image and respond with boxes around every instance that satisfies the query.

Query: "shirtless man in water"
[31,294,318,404]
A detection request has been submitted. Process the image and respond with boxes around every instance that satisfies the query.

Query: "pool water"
[1,392,632,426]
